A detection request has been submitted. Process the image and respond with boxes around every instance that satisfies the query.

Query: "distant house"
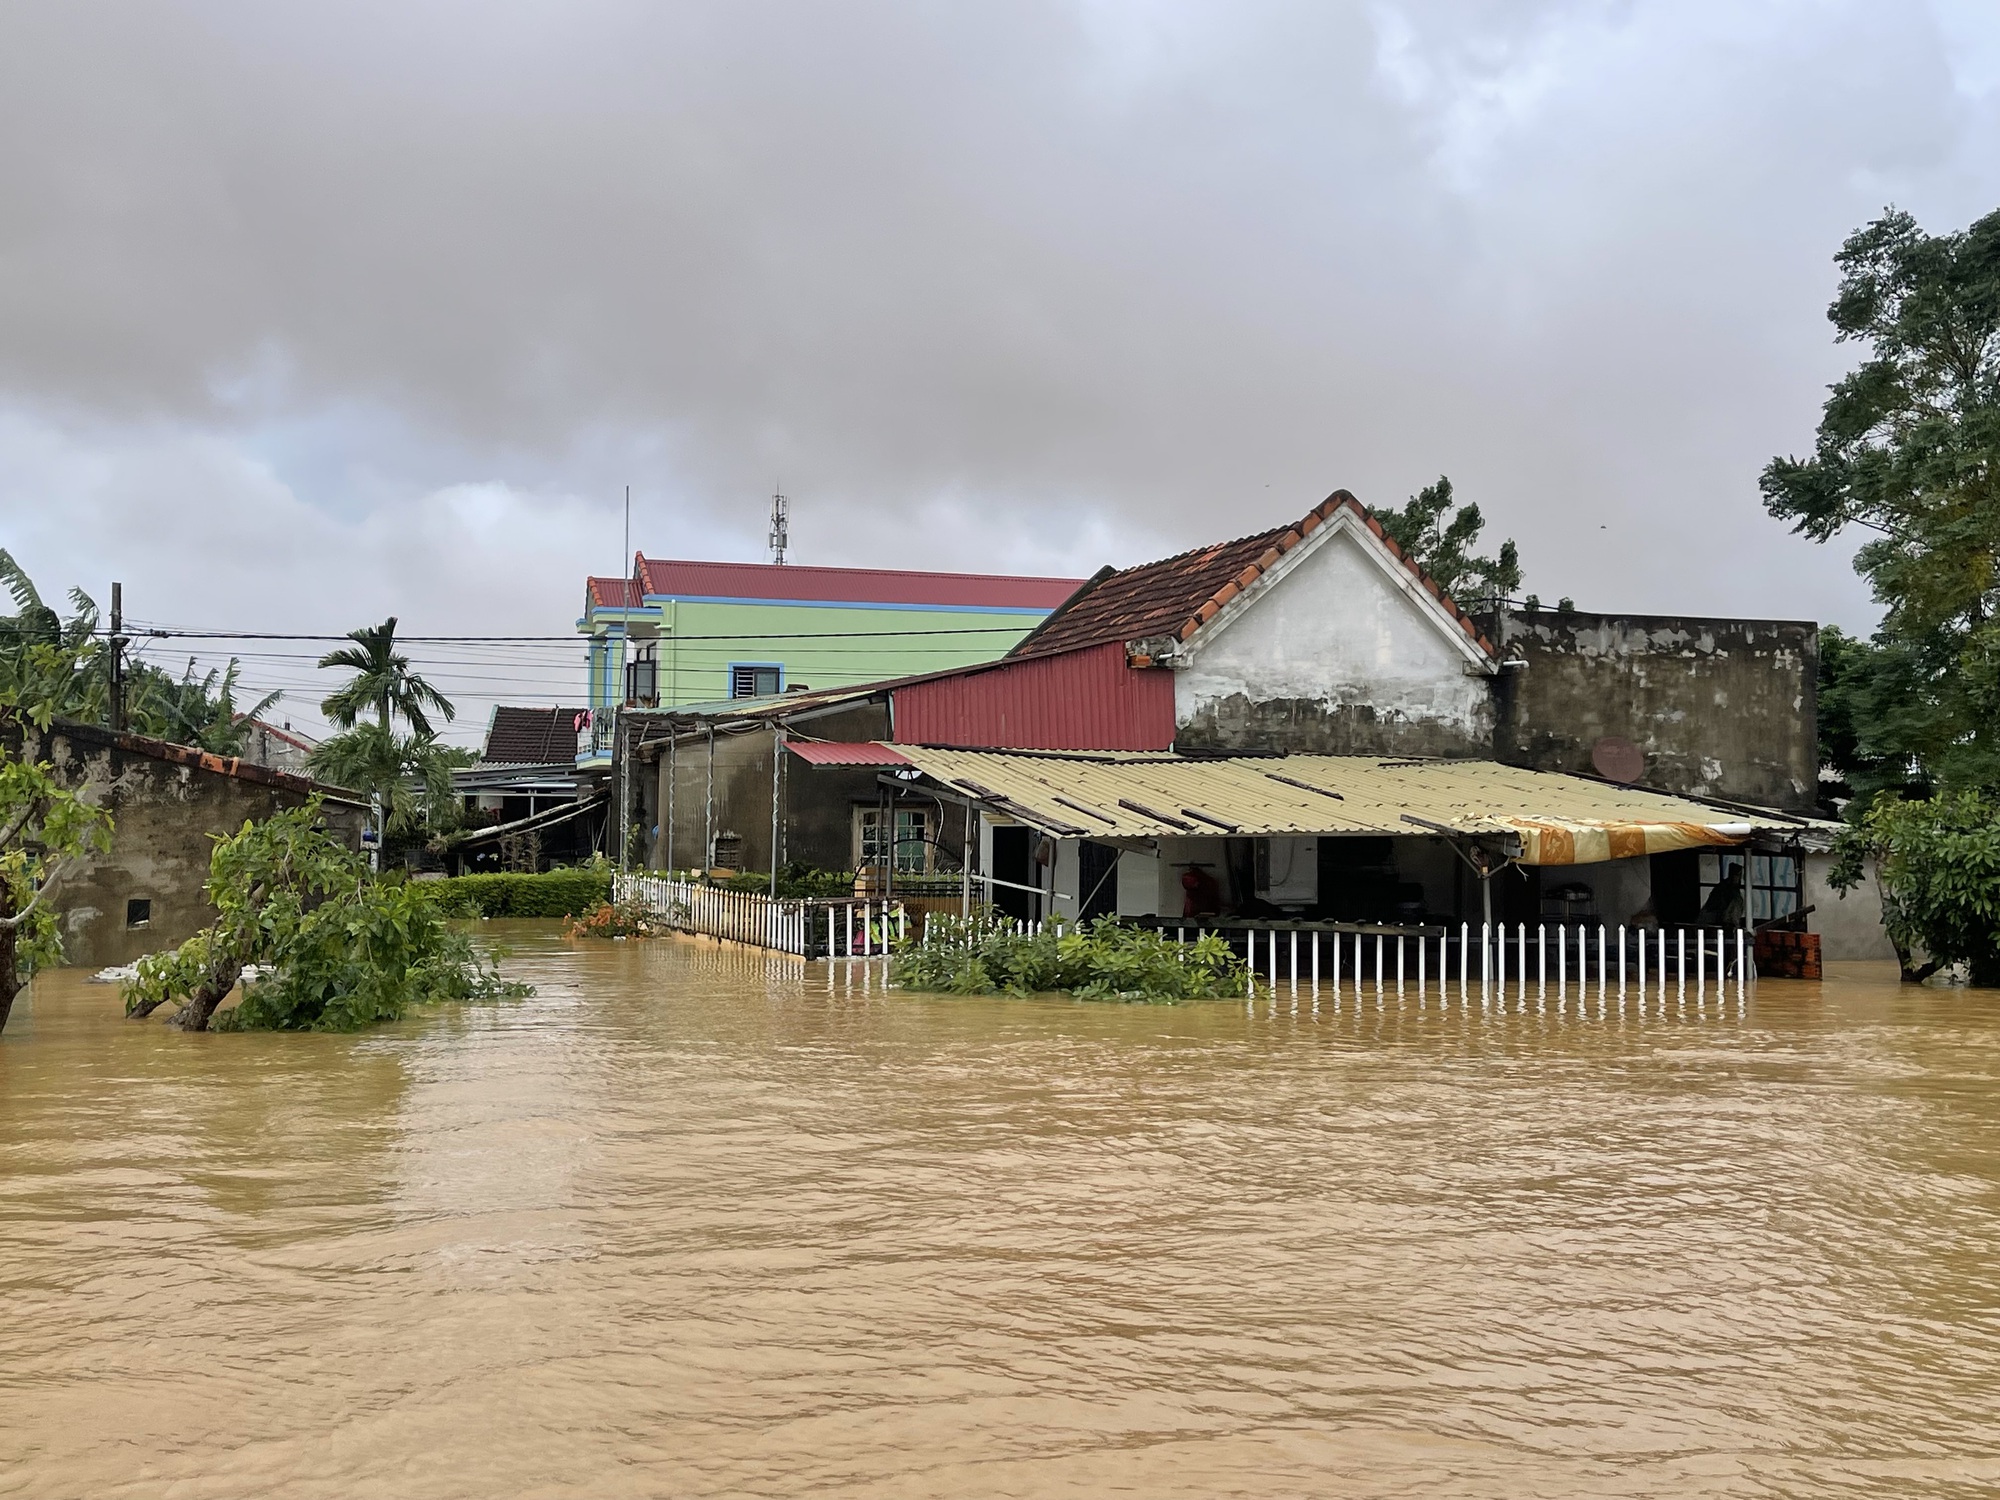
[238,718,318,777]
[447,705,606,873]
[4,716,367,971]
[575,555,1082,766]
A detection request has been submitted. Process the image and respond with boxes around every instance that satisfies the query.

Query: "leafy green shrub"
[720,863,856,899]
[892,913,1246,1002]
[419,869,612,919]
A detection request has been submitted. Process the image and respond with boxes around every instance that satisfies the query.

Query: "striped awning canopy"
[875,746,1811,866]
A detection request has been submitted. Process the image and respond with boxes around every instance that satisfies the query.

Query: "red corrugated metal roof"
[785,741,912,766]
[1009,491,1496,659]
[891,641,1176,752]
[634,556,1082,609]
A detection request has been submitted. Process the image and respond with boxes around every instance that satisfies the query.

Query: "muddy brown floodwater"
[4,924,2000,1498]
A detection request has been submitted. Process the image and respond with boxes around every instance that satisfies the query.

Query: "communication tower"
[768,488,790,565]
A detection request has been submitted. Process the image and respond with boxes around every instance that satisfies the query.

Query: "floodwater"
[4,927,1999,1499]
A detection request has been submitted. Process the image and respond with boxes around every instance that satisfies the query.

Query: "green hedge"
[419,869,612,919]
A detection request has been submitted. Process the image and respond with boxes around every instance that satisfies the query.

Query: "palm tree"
[318,617,455,737]
[308,722,474,838]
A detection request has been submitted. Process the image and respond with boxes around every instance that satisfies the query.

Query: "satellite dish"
[1592,735,1644,783]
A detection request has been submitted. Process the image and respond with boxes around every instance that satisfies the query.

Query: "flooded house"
[614,490,1882,966]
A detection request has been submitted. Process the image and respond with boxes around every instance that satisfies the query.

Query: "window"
[625,648,658,706]
[729,663,783,700]
[855,807,931,873]
[125,898,151,929]
[1697,851,1800,924]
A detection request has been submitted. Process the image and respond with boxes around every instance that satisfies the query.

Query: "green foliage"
[0,754,114,1029]
[1762,206,2000,794]
[1831,789,2000,986]
[0,549,279,744]
[1372,476,1524,602]
[308,721,475,838]
[720,863,856,898]
[122,800,529,1032]
[319,617,455,737]
[892,912,1248,1002]
[418,869,612,919]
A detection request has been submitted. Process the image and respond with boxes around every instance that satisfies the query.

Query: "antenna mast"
[768,486,790,565]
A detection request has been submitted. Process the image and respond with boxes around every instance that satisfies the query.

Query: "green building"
[577,555,1081,766]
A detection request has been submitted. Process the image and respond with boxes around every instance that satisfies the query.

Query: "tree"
[122,799,526,1032]
[1372,477,1524,602]
[1,550,280,745]
[308,722,475,841]
[1831,790,2000,986]
[1760,206,2000,795]
[319,618,454,737]
[0,550,106,728]
[0,755,112,1033]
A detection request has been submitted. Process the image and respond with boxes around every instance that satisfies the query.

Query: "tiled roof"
[587,576,642,609]
[632,556,1081,610]
[484,705,592,764]
[17,716,366,805]
[1009,491,1497,660]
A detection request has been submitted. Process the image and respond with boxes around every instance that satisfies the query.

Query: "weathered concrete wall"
[8,719,367,971]
[1176,526,1495,757]
[1804,853,1895,961]
[648,703,907,875]
[1478,609,1817,813]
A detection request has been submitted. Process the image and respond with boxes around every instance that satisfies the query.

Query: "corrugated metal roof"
[891,640,1176,751]
[887,748,1825,864]
[786,741,912,766]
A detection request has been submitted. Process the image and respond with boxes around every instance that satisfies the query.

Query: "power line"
[112,623,1040,643]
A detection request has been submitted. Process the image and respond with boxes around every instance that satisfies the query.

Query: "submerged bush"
[124,800,531,1033]
[419,868,612,919]
[892,913,1246,1002]
[565,896,663,939]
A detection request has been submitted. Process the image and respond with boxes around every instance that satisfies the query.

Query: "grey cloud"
[3,0,1997,676]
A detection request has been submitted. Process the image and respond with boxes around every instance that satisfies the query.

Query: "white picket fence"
[617,875,907,958]
[1225,921,1751,1002]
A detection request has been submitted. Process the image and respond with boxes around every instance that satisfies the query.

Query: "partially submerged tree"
[1372,476,1524,604]
[0,755,112,1033]
[1761,205,2000,798]
[1832,790,2000,986]
[123,800,526,1032]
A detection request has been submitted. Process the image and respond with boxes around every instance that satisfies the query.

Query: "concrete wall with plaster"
[1479,609,1817,813]
[12,721,366,972]
[1175,527,1494,757]
[1804,854,1895,961]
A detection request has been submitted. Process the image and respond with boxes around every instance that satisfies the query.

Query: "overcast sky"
[3,1,1997,742]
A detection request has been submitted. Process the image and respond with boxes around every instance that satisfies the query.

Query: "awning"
[878,746,1812,865]
[786,741,913,767]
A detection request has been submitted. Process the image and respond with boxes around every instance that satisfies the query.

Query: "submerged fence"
[615,875,1753,1002]
[617,875,907,959]
[1218,920,1749,1003]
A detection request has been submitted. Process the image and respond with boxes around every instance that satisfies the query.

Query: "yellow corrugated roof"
[889,748,1821,864]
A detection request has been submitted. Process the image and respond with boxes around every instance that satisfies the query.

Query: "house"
[5,716,368,970]
[615,489,1884,961]
[238,718,318,776]
[447,705,608,873]
[575,555,1082,766]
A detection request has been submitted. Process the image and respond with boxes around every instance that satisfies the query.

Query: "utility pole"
[768,486,789,565]
[108,582,126,734]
